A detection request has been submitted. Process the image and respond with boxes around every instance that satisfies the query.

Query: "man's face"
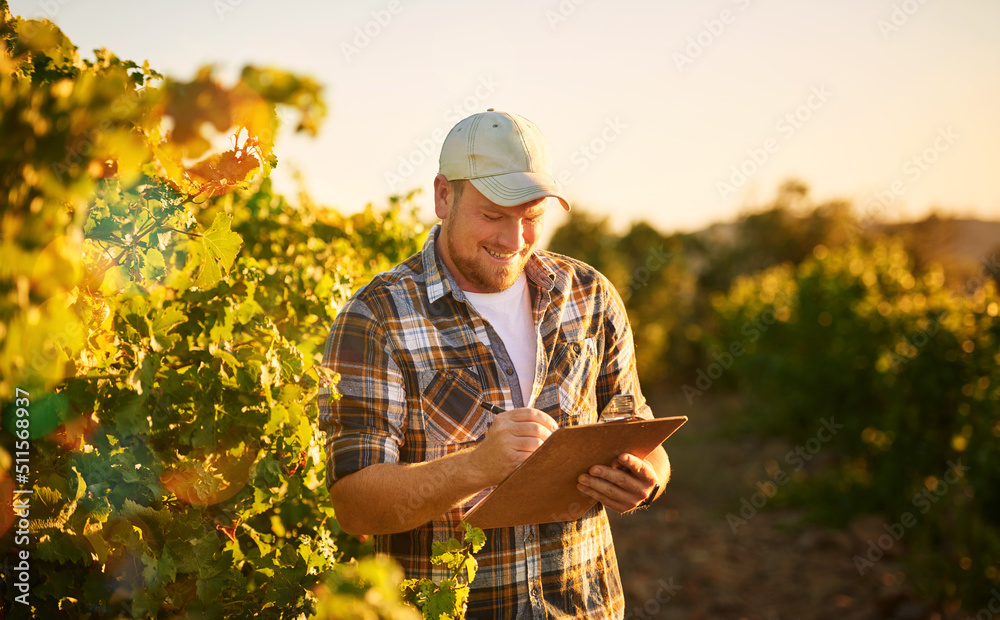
[435,179,547,293]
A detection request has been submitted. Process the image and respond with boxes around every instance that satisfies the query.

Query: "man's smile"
[483,246,519,261]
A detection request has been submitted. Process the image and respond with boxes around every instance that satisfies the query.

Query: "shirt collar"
[421,223,556,305]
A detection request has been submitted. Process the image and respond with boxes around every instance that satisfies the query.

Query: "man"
[319,109,670,618]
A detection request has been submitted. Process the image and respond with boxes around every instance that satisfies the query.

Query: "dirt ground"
[607,392,974,620]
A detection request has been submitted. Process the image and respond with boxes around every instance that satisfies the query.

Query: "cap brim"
[470,172,571,211]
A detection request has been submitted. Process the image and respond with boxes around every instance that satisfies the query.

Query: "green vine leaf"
[401,522,485,619]
[142,247,167,281]
[149,304,186,352]
[193,213,243,289]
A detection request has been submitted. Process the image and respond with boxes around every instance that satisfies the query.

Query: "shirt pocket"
[552,336,599,427]
[418,367,489,446]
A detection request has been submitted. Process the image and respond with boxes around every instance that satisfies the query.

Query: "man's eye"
[484,214,501,222]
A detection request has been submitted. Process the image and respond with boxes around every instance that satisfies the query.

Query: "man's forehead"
[479,198,548,216]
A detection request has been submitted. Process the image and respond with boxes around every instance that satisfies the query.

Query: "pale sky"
[11,0,1000,234]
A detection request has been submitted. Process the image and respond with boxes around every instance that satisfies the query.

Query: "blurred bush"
[711,240,999,606]
[548,182,999,610]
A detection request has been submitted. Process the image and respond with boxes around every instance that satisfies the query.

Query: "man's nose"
[497,219,524,250]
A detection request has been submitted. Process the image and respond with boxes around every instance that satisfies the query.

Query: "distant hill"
[880,217,1000,261]
[877,217,1000,287]
[687,209,999,292]
[698,215,1000,262]
[949,219,1000,260]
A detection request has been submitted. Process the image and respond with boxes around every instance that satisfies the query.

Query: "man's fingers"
[473,409,559,485]
[577,456,660,513]
[535,410,560,432]
[503,407,559,432]
[576,481,636,513]
[585,465,647,495]
[616,453,657,485]
[509,436,546,453]
[578,471,645,500]
[510,422,554,441]
[494,410,556,441]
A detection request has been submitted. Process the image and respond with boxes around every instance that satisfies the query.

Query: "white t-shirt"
[463,273,537,406]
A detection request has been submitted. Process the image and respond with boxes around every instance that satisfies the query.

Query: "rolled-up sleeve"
[318,297,407,488]
[596,274,653,420]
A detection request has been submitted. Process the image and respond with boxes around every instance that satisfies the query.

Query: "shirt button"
[572,343,581,354]
[531,587,539,598]
[527,532,534,542]
[505,367,514,376]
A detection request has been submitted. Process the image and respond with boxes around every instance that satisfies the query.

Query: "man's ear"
[433,174,452,220]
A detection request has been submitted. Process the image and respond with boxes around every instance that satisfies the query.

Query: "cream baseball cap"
[439,109,571,211]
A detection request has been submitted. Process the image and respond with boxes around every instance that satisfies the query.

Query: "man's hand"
[577,452,659,513]
[470,407,558,487]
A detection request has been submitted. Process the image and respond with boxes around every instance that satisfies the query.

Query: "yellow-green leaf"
[193,213,243,289]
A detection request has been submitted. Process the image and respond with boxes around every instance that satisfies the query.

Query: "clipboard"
[463,414,687,530]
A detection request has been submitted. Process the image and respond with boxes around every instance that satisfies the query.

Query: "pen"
[479,401,504,415]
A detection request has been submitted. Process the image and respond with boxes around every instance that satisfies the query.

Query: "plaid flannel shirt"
[318,224,652,619]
